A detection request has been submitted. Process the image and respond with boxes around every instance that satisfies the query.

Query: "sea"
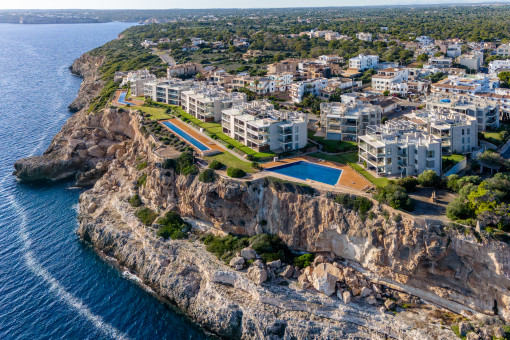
[0,22,207,340]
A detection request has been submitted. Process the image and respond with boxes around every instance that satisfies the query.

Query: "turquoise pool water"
[117,91,135,105]
[266,161,342,186]
[162,121,210,151]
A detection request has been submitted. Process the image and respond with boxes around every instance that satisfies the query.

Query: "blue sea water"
[0,23,207,340]
[266,161,343,186]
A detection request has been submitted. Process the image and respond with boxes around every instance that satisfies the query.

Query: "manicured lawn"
[442,154,465,172]
[349,163,389,187]
[308,130,358,153]
[206,152,254,173]
[134,106,171,121]
[481,131,504,146]
[308,152,358,164]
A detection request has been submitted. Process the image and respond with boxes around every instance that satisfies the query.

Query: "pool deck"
[161,119,224,152]
[112,90,144,106]
[262,156,372,191]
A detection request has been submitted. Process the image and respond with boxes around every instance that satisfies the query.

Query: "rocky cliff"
[13,53,510,339]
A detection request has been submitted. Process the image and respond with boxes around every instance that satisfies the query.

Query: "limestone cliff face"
[68,53,105,112]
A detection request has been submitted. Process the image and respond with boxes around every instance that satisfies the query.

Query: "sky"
[0,0,508,9]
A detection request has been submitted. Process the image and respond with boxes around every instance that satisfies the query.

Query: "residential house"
[167,63,204,77]
[429,57,453,68]
[496,44,510,57]
[458,51,484,71]
[356,32,373,42]
[489,59,510,76]
[371,68,409,94]
[289,78,329,103]
[349,54,379,71]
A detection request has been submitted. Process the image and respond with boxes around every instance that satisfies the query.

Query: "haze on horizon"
[1,0,509,10]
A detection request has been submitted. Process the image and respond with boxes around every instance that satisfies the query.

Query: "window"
[387,148,392,155]
[462,129,465,135]
[467,128,470,134]
[426,160,435,168]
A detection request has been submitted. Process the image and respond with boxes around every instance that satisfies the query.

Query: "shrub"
[156,211,190,240]
[393,213,402,223]
[136,161,148,171]
[162,158,176,170]
[294,253,314,269]
[199,169,216,183]
[137,173,148,187]
[335,194,373,216]
[227,167,246,178]
[135,207,158,226]
[417,170,441,188]
[375,183,413,211]
[208,160,224,170]
[395,177,419,192]
[250,233,291,263]
[128,194,142,207]
[203,234,250,264]
[175,151,198,175]
[446,197,474,220]
[447,174,482,192]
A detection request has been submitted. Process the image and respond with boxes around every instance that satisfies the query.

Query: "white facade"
[446,44,462,58]
[429,56,453,68]
[371,68,409,93]
[356,32,373,42]
[457,51,484,71]
[181,85,246,122]
[358,121,442,177]
[489,59,510,76]
[143,78,194,105]
[320,102,382,141]
[496,44,510,56]
[349,54,379,71]
[289,78,329,103]
[221,101,307,152]
[416,36,434,46]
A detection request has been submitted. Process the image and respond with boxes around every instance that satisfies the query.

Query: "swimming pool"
[162,121,210,152]
[117,91,135,105]
[266,161,342,186]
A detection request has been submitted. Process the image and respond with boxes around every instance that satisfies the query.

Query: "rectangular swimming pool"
[162,121,210,152]
[117,91,134,105]
[266,161,342,186]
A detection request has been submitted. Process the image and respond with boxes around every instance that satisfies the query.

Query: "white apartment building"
[489,59,510,76]
[349,54,379,71]
[289,78,328,103]
[221,101,307,152]
[356,32,373,42]
[268,73,294,92]
[431,74,498,95]
[358,121,442,177]
[405,109,478,155]
[143,78,195,105]
[446,44,462,58]
[425,94,500,131]
[371,68,409,93]
[429,56,454,68]
[390,80,430,96]
[416,36,434,46]
[457,51,484,71]
[181,85,246,122]
[496,44,510,56]
[320,102,382,141]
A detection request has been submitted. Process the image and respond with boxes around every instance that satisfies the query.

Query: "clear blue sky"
[0,0,507,9]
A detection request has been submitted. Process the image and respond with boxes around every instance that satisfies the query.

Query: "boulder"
[292,267,301,279]
[342,290,352,304]
[280,265,294,279]
[106,144,123,157]
[313,255,325,266]
[372,284,382,295]
[313,263,342,282]
[240,247,257,260]
[360,287,372,298]
[459,322,473,337]
[352,287,361,296]
[366,295,377,305]
[466,332,480,340]
[345,274,359,290]
[247,265,267,285]
[312,272,336,296]
[229,256,245,270]
[298,273,309,288]
[87,145,105,158]
[253,259,265,268]
[384,299,396,310]
[268,259,281,269]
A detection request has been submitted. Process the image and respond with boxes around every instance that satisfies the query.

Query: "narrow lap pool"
[266,161,342,186]
[162,121,210,152]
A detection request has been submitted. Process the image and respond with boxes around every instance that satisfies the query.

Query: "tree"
[383,90,390,96]
[498,71,510,88]
[417,53,429,62]
[417,170,441,188]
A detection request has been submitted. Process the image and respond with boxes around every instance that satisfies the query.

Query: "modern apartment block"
[425,94,500,131]
[371,68,409,93]
[429,56,453,68]
[181,85,246,122]
[289,78,329,103]
[320,102,382,141]
[348,54,379,71]
[356,32,373,42]
[267,59,302,75]
[457,51,484,71]
[358,121,442,177]
[167,63,204,77]
[221,101,308,152]
[431,73,499,95]
[496,44,510,57]
[489,59,510,76]
[143,78,194,105]
[405,109,478,155]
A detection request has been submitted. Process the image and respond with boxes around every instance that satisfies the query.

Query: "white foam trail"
[7,194,130,340]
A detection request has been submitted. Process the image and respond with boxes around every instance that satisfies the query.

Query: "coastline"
[12,51,510,339]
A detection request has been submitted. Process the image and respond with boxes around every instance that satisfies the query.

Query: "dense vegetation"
[334,194,373,219]
[226,167,246,178]
[156,211,191,240]
[135,207,159,226]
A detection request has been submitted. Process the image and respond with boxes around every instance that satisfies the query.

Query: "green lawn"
[134,106,172,121]
[349,163,389,187]
[206,152,254,173]
[442,154,466,173]
[481,131,504,146]
[308,131,358,153]
[308,152,358,164]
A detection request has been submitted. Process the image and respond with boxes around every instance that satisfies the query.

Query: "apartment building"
[405,109,478,155]
[268,73,293,92]
[371,67,409,93]
[431,73,498,95]
[425,94,500,131]
[267,59,302,75]
[320,102,382,141]
[167,63,204,77]
[446,45,462,58]
[348,54,379,71]
[181,85,246,122]
[226,75,252,91]
[429,56,454,68]
[318,78,361,100]
[390,80,430,96]
[358,121,442,177]
[457,51,484,71]
[489,59,510,76]
[143,78,195,105]
[289,78,329,103]
[356,32,373,42]
[208,70,234,86]
[496,44,510,57]
[416,36,434,46]
[221,101,307,152]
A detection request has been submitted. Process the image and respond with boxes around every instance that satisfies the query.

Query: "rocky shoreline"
[13,52,510,339]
